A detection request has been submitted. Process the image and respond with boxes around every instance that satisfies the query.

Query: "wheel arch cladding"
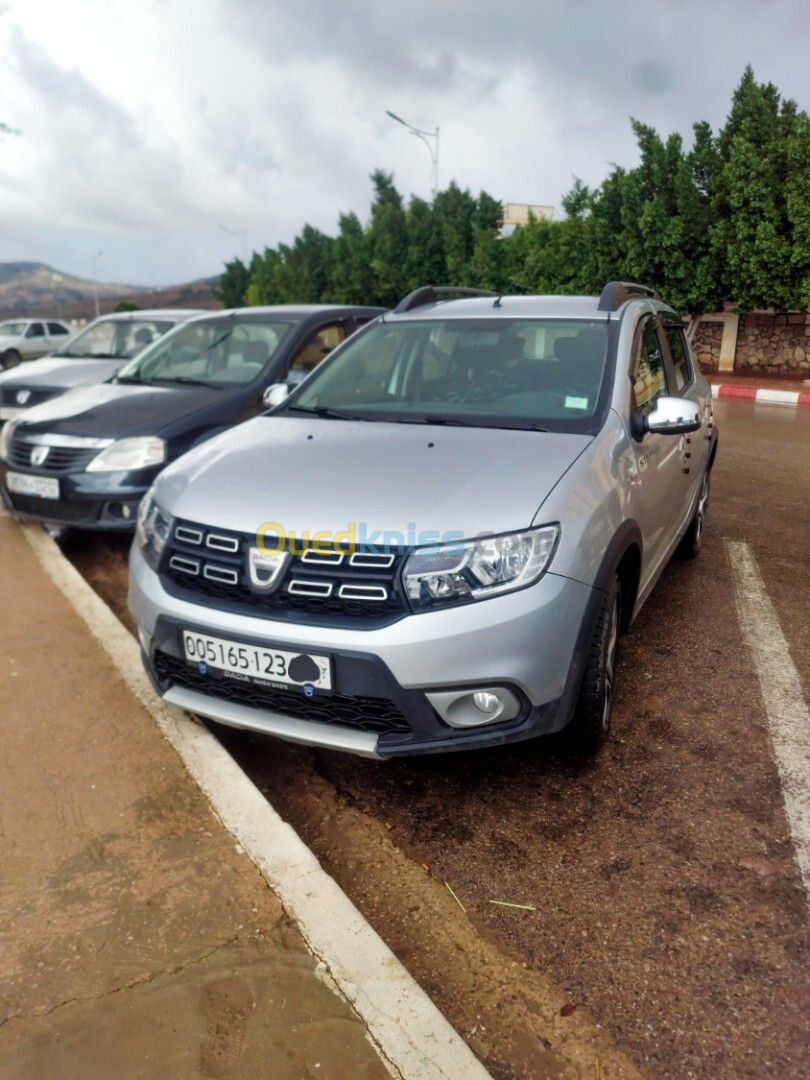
[592,521,642,636]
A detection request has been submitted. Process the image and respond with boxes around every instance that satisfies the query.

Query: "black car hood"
[12,381,222,439]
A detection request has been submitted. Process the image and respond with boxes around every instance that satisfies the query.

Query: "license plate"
[182,630,332,692]
[6,471,60,499]
[0,407,24,420]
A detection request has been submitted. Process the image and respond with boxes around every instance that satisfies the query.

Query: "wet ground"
[58,400,810,1078]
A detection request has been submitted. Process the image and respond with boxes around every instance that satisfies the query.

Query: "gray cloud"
[0,0,807,285]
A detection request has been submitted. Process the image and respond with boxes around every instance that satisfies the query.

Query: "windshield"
[288,318,611,432]
[0,322,27,336]
[115,318,292,387]
[61,318,175,359]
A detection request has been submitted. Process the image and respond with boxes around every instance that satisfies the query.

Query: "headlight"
[86,436,166,473]
[403,525,560,611]
[0,419,17,461]
[136,491,174,571]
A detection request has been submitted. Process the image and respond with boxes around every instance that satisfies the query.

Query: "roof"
[95,309,203,321]
[389,293,677,322]
[388,295,609,321]
[213,305,386,320]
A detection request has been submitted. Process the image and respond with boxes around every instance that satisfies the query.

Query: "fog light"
[473,691,500,714]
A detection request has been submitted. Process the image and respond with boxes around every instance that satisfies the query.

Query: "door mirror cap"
[644,396,701,435]
[262,383,289,409]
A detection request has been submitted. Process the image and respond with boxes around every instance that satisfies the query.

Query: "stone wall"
[735,313,810,374]
[692,320,724,373]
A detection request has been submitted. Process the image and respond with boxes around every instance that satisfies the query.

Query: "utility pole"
[91,250,103,319]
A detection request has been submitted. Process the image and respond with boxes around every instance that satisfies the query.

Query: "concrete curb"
[711,384,810,406]
[21,523,491,1080]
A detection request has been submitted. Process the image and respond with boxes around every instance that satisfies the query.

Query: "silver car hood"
[0,357,124,391]
[156,416,592,541]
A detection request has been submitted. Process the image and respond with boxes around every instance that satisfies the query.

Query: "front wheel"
[677,469,710,559]
[565,575,620,755]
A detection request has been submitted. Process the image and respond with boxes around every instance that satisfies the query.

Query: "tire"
[1,349,22,370]
[566,575,620,755]
[677,469,710,559]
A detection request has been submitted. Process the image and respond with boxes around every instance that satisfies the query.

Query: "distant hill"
[0,263,222,319]
[0,261,54,286]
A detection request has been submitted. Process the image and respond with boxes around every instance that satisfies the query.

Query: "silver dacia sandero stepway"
[129,282,718,759]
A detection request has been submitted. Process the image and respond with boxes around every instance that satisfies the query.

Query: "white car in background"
[0,318,75,368]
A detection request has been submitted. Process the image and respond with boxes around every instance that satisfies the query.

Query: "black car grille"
[6,492,97,524]
[6,435,98,473]
[154,651,411,736]
[0,388,56,410]
[160,518,409,626]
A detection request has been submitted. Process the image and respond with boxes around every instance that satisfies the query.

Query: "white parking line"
[726,540,810,904]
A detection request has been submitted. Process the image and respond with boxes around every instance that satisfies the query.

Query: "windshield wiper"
[151,376,221,389]
[287,405,367,421]
[67,352,122,359]
[385,415,476,427]
[393,415,550,432]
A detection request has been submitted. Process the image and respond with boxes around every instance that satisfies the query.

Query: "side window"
[632,322,668,415]
[664,326,693,392]
[48,322,70,335]
[26,322,45,338]
[290,323,347,375]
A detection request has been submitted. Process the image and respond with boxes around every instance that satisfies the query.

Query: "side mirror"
[262,383,289,409]
[644,396,701,435]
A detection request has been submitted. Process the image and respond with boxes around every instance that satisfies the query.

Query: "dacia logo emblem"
[16,390,31,405]
[30,445,50,467]
[247,546,289,592]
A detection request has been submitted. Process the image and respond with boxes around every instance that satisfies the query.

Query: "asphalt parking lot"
[57,398,810,1079]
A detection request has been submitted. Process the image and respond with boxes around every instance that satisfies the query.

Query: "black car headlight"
[402,525,560,611]
[0,418,18,461]
[86,436,166,472]
[136,490,174,571]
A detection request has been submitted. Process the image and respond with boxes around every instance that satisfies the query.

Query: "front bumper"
[0,464,158,530]
[130,542,602,758]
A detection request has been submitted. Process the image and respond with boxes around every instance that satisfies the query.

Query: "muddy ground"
[57,399,810,1079]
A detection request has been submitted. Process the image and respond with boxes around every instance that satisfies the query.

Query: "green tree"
[216,257,250,308]
[711,67,808,309]
[329,212,374,303]
[403,196,444,290]
[366,170,408,306]
[434,181,478,284]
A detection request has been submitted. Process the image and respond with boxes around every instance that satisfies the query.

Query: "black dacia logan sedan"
[0,305,384,530]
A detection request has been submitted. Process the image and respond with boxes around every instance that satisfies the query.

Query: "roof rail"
[393,286,499,314]
[597,281,658,311]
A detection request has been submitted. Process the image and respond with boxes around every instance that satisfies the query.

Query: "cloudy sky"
[0,0,807,287]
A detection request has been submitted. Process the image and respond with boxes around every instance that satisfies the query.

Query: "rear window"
[62,318,175,359]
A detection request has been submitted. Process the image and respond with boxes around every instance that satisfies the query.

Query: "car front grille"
[153,651,412,736]
[160,518,408,626]
[6,435,98,473]
[0,388,56,410]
